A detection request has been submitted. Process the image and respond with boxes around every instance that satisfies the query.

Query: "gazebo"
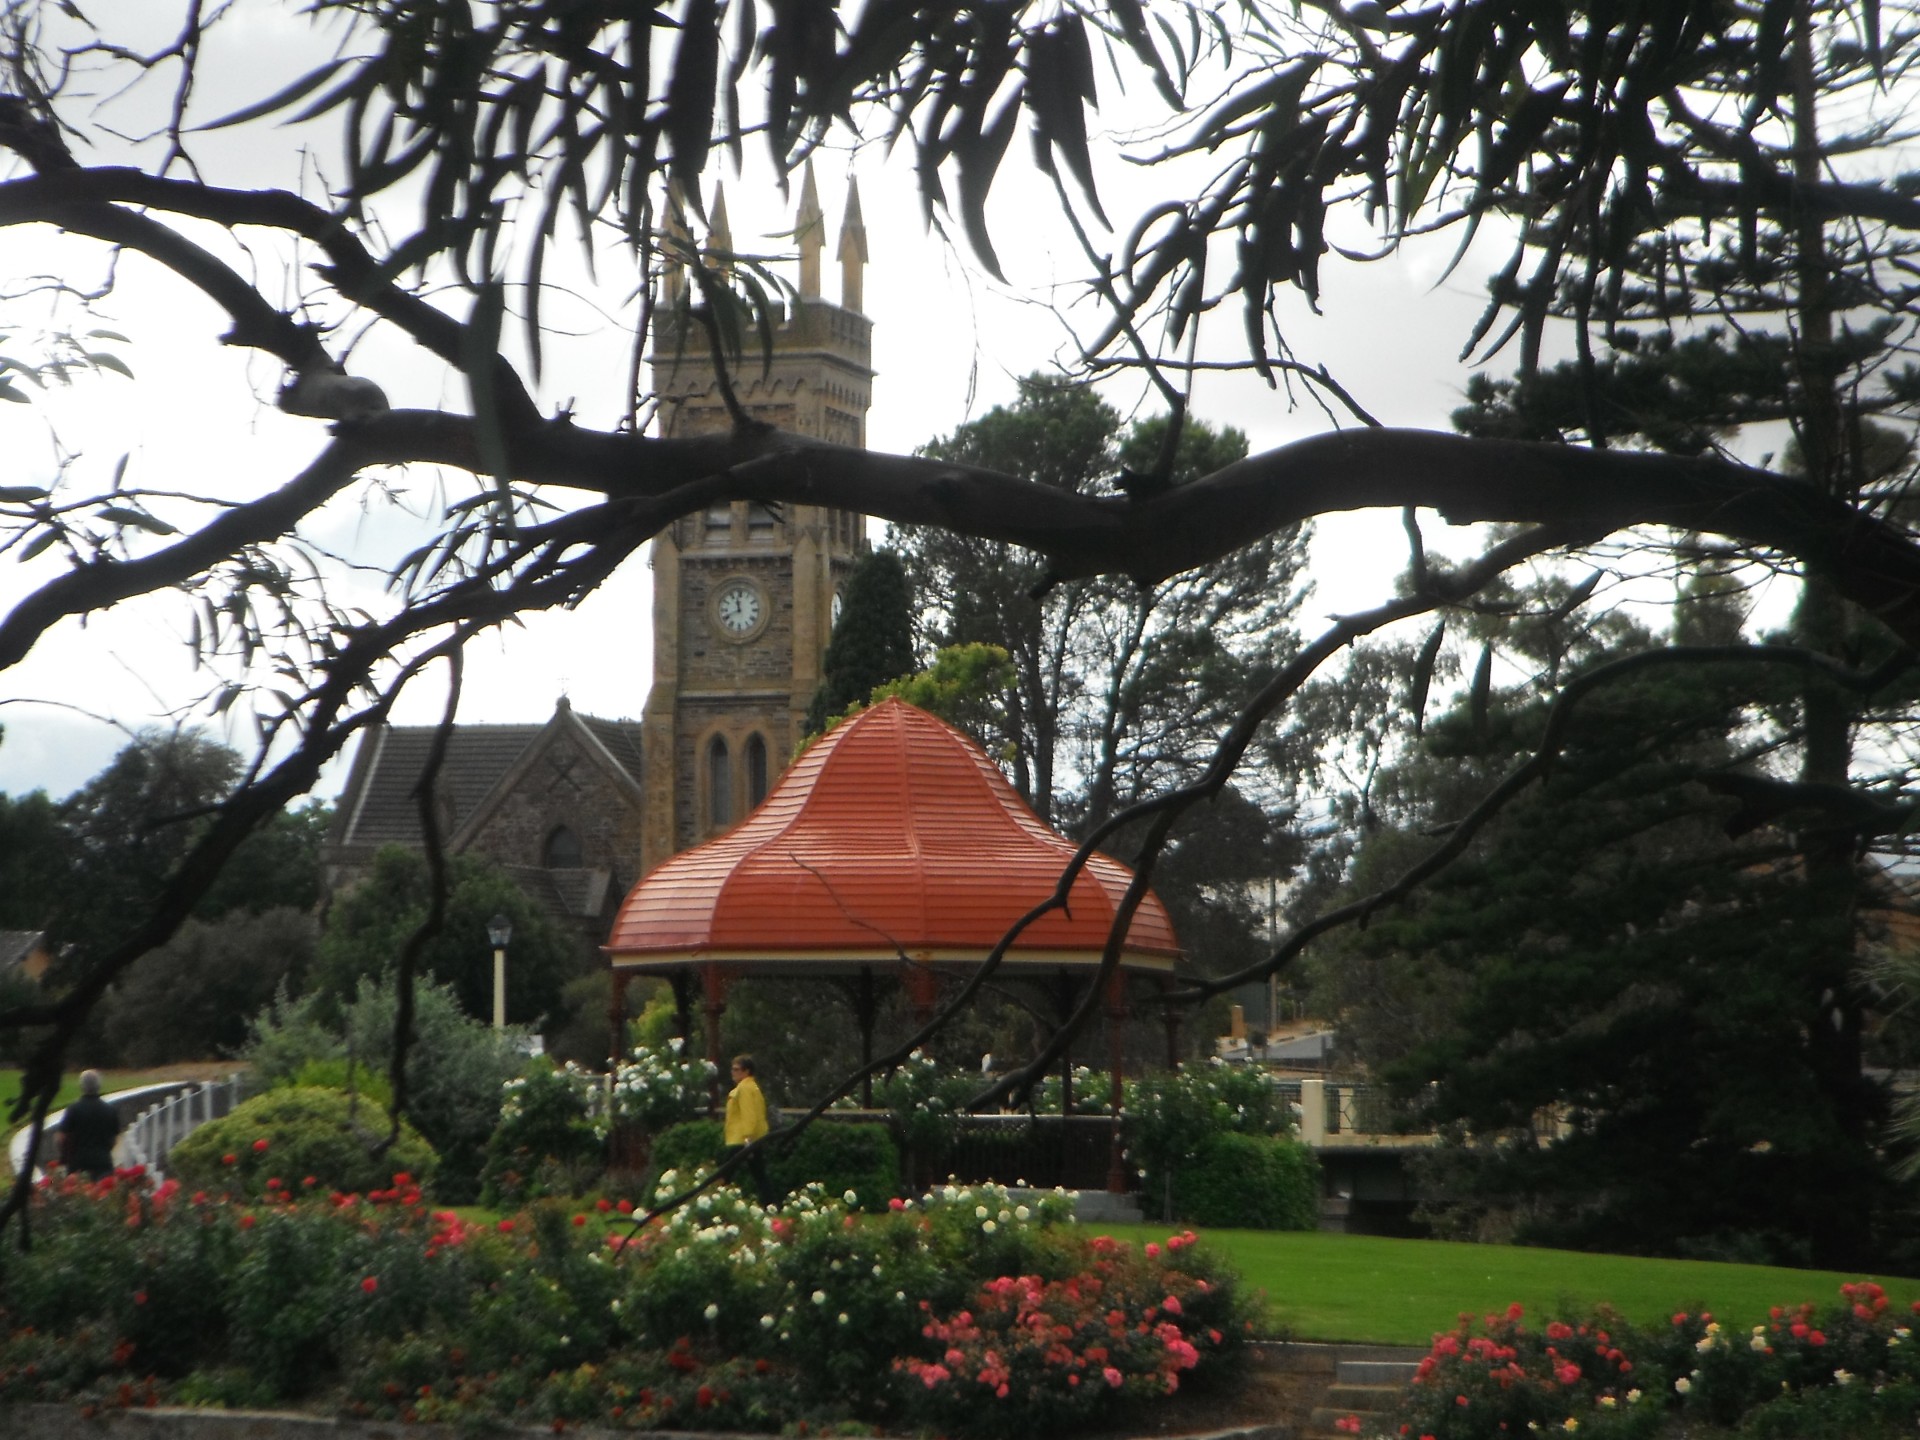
[604,697,1186,1190]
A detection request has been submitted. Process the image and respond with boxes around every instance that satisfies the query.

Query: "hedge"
[1170,1131,1319,1230]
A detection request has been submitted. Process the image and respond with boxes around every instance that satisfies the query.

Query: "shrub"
[877,1050,976,1168]
[481,1058,602,1205]
[767,1120,899,1208]
[893,1228,1246,1439]
[245,975,528,1204]
[605,1037,716,1134]
[1171,1132,1319,1230]
[652,1118,725,1178]
[288,1057,393,1108]
[1392,1284,1920,1440]
[0,1167,1248,1438]
[342,975,527,1203]
[169,1087,437,1199]
[1124,1061,1292,1219]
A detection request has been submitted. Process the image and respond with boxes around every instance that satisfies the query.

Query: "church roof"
[329,700,644,856]
[606,698,1181,972]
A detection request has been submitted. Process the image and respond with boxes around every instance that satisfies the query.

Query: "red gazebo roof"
[606,699,1181,973]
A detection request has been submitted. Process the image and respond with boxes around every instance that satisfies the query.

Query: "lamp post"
[488,914,513,1030]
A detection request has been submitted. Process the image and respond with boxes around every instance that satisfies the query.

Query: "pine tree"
[803,548,916,736]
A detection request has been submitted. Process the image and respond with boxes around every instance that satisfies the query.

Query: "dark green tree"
[51,729,241,964]
[315,846,583,1033]
[0,786,67,933]
[1304,568,1898,1266]
[102,906,318,1065]
[804,548,917,736]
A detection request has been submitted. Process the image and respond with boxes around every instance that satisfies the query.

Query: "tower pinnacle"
[838,178,869,314]
[705,182,734,269]
[661,182,693,308]
[796,163,827,299]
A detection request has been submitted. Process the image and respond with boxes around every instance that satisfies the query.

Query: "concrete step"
[1304,1357,1422,1437]
[1336,1358,1421,1386]
[1322,1382,1407,1409]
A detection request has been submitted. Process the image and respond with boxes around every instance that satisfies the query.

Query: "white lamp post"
[487,913,513,1030]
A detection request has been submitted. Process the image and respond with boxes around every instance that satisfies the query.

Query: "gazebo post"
[1159,978,1183,1068]
[1105,969,1130,1195]
[906,961,939,1033]
[854,967,878,1107]
[1049,973,1078,1115]
[701,963,731,1112]
[608,965,627,1071]
[670,970,694,1049]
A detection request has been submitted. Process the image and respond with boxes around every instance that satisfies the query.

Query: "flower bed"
[1387,1281,1920,1440]
[0,1162,1251,1436]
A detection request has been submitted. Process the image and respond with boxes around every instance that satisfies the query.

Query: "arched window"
[544,825,583,869]
[708,735,732,828]
[745,733,769,809]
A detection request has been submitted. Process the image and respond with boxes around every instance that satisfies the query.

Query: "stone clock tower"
[638,169,871,872]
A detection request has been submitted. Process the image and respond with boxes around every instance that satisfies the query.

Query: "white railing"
[10,1078,226,1180]
[120,1074,248,1177]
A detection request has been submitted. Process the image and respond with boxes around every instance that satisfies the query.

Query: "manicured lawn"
[1094,1224,1920,1346]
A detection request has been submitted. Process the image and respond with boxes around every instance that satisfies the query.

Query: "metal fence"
[937,1114,1125,1192]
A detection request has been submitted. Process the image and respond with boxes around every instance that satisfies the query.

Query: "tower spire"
[837,178,869,314]
[705,182,734,270]
[796,162,826,299]
[661,182,693,308]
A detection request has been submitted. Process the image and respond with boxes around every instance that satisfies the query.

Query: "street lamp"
[487,914,513,1030]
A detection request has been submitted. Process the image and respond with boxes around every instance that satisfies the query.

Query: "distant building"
[324,699,646,951]
[0,930,50,982]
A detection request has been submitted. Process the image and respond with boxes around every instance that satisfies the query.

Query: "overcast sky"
[0,4,1666,802]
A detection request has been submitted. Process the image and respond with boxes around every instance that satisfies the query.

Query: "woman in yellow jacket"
[724,1054,773,1201]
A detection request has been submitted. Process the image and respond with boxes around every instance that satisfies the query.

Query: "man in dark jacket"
[57,1070,119,1179]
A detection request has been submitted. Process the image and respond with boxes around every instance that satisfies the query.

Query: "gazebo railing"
[932,1114,1126,1193]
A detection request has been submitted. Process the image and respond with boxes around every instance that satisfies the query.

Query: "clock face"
[715,579,764,638]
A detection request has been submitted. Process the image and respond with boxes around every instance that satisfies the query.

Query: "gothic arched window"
[708,735,732,828]
[544,825,583,869]
[745,733,769,808]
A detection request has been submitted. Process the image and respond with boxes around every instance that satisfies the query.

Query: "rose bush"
[1392,1282,1920,1440]
[0,1163,1250,1436]
[604,1037,717,1134]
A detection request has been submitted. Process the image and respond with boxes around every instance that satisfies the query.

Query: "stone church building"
[324,170,872,952]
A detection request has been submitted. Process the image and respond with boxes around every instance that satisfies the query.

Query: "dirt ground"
[1075,1362,1323,1439]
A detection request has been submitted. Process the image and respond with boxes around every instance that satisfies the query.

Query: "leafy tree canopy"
[315,845,583,1033]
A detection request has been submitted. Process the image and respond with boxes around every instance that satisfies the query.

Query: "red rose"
[252,1138,269,1153]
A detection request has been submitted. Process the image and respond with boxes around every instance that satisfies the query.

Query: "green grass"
[1094,1224,1920,1347]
